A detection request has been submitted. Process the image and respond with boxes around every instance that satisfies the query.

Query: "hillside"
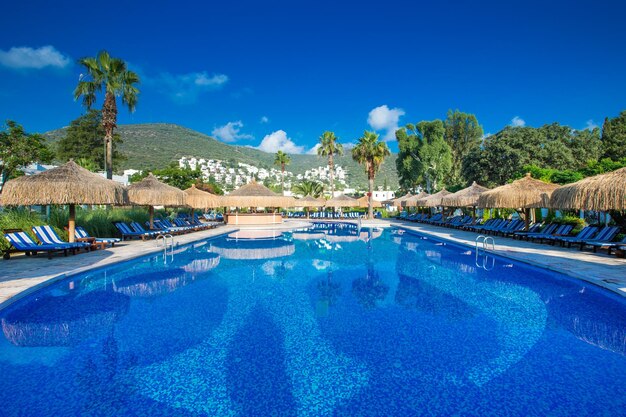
[44,123,399,189]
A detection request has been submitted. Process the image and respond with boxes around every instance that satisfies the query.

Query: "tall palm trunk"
[368,162,375,220]
[102,92,118,180]
[328,154,334,197]
[281,164,285,195]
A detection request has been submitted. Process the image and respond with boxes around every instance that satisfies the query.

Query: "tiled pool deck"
[1,219,625,309]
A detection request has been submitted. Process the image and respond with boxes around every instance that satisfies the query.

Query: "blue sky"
[1,0,625,154]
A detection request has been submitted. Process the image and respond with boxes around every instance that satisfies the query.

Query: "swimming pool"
[0,223,624,416]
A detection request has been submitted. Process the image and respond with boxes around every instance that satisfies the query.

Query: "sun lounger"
[129,222,165,237]
[32,225,90,250]
[75,226,120,247]
[508,222,542,238]
[531,224,573,243]
[515,223,556,240]
[606,237,626,256]
[578,227,621,252]
[547,226,598,247]
[2,229,73,259]
[113,222,157,240]
[500,220,525,235]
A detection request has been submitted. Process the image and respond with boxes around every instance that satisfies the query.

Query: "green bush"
[553,215,586,233]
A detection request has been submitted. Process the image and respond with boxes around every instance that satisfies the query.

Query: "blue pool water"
[0,223,625,416]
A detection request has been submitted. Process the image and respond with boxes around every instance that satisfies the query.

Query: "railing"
[475,235,496,270]
[156,234,174,264]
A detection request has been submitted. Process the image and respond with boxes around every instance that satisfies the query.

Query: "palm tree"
[74,50,140,179]
[273,150,291,194]
[352,131,391,220]
[291,180,324,198]
[317,131,343,197]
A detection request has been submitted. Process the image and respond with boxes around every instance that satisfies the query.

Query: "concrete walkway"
[389,219,626,296]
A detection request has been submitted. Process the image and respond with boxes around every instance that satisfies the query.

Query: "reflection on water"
[2,291,129,347]
[113,268,192,298]
[210,238,295,260]
[182,252,221,274]
[396,236,548,386]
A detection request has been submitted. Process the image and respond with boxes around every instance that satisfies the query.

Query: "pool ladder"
[475,235,495,270]
[156,234,174,264]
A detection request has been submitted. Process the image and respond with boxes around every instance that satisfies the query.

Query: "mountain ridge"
[43,123,399,189]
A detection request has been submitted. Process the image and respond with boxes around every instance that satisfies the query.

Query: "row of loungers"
[2,225,115,260]
[286,211,383,219]
[113,217,217,241]
[2,216,219,259]
[399,212,626,255]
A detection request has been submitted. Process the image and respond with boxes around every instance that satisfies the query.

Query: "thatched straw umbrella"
[0,160,127,242]
[325,194,359,208]
[184,184,222,220]
[392,192,413,207]
[222,181,296,208]
[401,191,430,208]
[478,173,560,230]
[357,195,382,208]
[127,174,187,229]
[417,189,452,207]
[550,167,626,211]
[441,182,490,217]
[296,195,325,218]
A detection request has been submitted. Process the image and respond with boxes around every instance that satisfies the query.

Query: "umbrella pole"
[149,206,154,229]
[524,207,530,231]
[68,204,76,243]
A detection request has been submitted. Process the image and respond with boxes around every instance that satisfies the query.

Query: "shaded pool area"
[0,224,625,416]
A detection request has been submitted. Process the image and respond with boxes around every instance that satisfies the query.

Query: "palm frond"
[97,50,112,71]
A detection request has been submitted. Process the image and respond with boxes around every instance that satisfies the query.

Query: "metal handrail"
[156,234,174,264]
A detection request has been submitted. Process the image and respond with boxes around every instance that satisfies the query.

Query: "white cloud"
[194,73,228,86]
[585,119,598,130]
[211,121,253,143]
[306,141,354,155]
[367,105,405,141]
[510,116,526,127]
[0,45,71,69]
[256,130,305,154]
[147,71,229,104]
[306,143,321,155]
[260,116,269,124]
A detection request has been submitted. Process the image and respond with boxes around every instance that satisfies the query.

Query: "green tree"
[195,180,224,195]
[292,180,324,198]
[129,164,203,189]
[75,157,100,172]
[317,131,343,196]
[443,110,483,186]
[601,111,626,161]
[273,150,291,195]
[397,120,452,193]
[352,131,390,219]
[0,121,53,191]
[74,50,140,179]
[56,110,124,169]
[461,124,602,187]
